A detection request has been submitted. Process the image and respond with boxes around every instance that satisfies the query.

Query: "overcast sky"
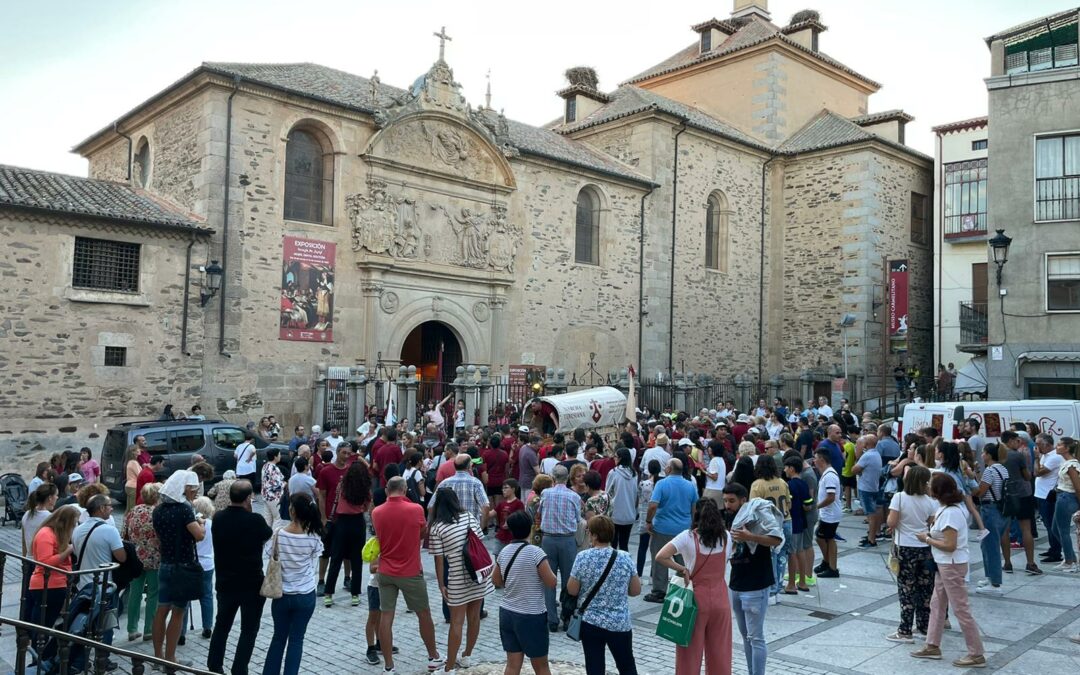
[1,0,1070,176]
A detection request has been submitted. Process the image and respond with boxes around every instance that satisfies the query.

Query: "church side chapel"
[0,0,932,438]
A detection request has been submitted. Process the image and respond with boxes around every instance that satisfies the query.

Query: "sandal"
[797,585,811,592]
[782,589,799,595]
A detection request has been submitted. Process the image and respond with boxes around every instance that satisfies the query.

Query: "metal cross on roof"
[433,26,452,62]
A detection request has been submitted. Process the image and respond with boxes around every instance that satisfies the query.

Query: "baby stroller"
[37,582,119,674]
[1,472,29,526]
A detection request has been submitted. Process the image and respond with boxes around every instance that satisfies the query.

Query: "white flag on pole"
[385,379,396,426]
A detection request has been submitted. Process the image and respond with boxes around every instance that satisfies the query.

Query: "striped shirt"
[539,484,582,535]
[496,542,548,615]
[432,471,489,522]
[979,464,1008,504]
[274,530,323,595]
[429,514,493,606]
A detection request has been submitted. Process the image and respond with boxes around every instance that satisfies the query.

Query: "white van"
[900,399,1080,442]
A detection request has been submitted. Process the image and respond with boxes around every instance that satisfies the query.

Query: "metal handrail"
[0,547,217,675]
[0,614,218,675]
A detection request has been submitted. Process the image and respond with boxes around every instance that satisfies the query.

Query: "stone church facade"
[0,1,932,461]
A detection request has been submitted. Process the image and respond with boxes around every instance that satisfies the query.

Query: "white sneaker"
[457,655,471,668]
[1060,562,1078,573]
[976,579,990,587]
[428,656,445,672]
[768,594,779,606]
[975,585,1004,596]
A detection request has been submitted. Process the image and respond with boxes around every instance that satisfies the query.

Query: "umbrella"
[953,357,988,395]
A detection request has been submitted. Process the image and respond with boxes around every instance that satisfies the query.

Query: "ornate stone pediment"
[346,178,521,274]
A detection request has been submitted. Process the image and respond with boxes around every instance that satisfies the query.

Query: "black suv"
[100,419,291,502]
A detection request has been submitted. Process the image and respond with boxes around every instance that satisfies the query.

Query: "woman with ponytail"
[654,498,733,675]
[262,493,325,675]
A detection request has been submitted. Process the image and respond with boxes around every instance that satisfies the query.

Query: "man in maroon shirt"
[371,476,443,672]
[480,434,509,507]
[371,427,403,486]
[135,455,164,505]
[732,414,751,444]
[315,442,353,595]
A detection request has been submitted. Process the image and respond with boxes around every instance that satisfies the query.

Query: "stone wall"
[87,138,129,183]
[777,145,933,394]
[0,211,206,473]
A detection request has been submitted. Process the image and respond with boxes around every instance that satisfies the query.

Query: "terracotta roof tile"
[0,164,205,230]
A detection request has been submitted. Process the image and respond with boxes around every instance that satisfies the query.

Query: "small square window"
[104,346,127,367]
[971,139,987,151]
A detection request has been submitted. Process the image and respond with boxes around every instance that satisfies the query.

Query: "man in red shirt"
[371,427,403,486]
[135,455,164,505]
[315,442,353,595]
[371,476,443,672]
[434,442,460,485]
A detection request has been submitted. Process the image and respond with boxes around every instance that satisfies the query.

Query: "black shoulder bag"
[566,549,618,642]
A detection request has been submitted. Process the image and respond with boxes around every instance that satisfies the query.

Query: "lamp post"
[989,229,1012,285]
[199,260,223,307]
[839,313,857,380]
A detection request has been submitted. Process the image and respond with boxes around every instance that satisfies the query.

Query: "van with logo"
[900,400,1080,442]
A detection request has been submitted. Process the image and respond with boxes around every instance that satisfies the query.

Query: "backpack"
[426,455,444,492]
[404,468,422,504]
[461,519,494,583]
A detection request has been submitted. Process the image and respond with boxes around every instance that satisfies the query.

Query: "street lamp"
[199,260,223,307]
[839,313,857,380]
[989,229,1012,285]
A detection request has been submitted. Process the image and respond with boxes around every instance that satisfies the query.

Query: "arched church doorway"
[400,321,463,405]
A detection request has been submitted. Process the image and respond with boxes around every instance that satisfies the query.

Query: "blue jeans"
[770,522,793,596]
[1053,492,1078,562]
[979,504,1005,586]
[262,591,316,675]
[1038,494,1062,557]
[730,587,769,675]
[541,534,577,624]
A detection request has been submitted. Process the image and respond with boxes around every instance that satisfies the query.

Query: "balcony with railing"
[944,213,988,239]
[958,301,988,353]
[1036,176,1080,221]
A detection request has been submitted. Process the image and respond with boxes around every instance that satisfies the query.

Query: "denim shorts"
[859,490,882,514]
[157,563,190,608]
[499,608,549,658]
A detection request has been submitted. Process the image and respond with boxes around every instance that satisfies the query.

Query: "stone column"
[311,363,328,427]
[674,371,687,413]
[734,374,750,413]
[405,365,418,426]
[548,368,568,395]
[478,366,492,423]
[489,296,507,374]
[453,366,467,409]
[464,365,479,427]
[353,366,368,428]
[617,368,630,392]
[347,366,362,435]
[360,281,384,373]
[396,366,409,426]
[770,375,786,405]
[800,369,815,409]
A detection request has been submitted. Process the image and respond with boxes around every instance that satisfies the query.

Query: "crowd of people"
[16,394,1080,675]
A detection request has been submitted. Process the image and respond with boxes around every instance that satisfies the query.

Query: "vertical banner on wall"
[279,236,336,342]
[889,259,909,353]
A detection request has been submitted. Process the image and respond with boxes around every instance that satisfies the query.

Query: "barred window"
[104,346,127,367]
[73,237,140,292]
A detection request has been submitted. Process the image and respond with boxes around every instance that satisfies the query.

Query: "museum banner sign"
[280,236,336,342]
[889,259,908,353]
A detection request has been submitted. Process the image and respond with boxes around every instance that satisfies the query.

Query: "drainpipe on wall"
[180,234,196,356]
[112,122,133,182]
[218,77,241,358]
[668,122,688,377]
[936,132,943,369]
[758,155,776,387]
[637,185,655,375]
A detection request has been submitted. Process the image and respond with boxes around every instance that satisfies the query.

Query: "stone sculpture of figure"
[393,197,420,258]
[450,207,487,268]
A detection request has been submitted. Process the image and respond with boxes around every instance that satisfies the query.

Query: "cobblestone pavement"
[3,505,1079,674]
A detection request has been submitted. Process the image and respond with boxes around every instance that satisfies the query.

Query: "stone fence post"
[674,371,687,413]
[311,363,327,427]
[478,366,492,423]
[404,365,418,426]
[734,374,750,413]
[464,365,480,427]
[348,366,367,434]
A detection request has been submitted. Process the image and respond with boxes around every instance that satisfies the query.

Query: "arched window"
[575,186,601,265]
[705,191,729,272]
[284,127,334,224]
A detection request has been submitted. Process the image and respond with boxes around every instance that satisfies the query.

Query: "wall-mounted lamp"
[199,260,224,307]
[989,229,1012,285]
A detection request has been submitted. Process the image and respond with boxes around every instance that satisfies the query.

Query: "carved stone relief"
[347,178,521,274]
[380,120,493,183]
[472,301,490,323]
[380,291,400,314]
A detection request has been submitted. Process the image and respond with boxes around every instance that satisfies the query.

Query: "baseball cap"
[677,438,693,447]
[68,473,84,483]
[518,425,530,433]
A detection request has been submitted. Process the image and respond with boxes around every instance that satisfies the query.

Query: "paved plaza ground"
[3,506,1080,674]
